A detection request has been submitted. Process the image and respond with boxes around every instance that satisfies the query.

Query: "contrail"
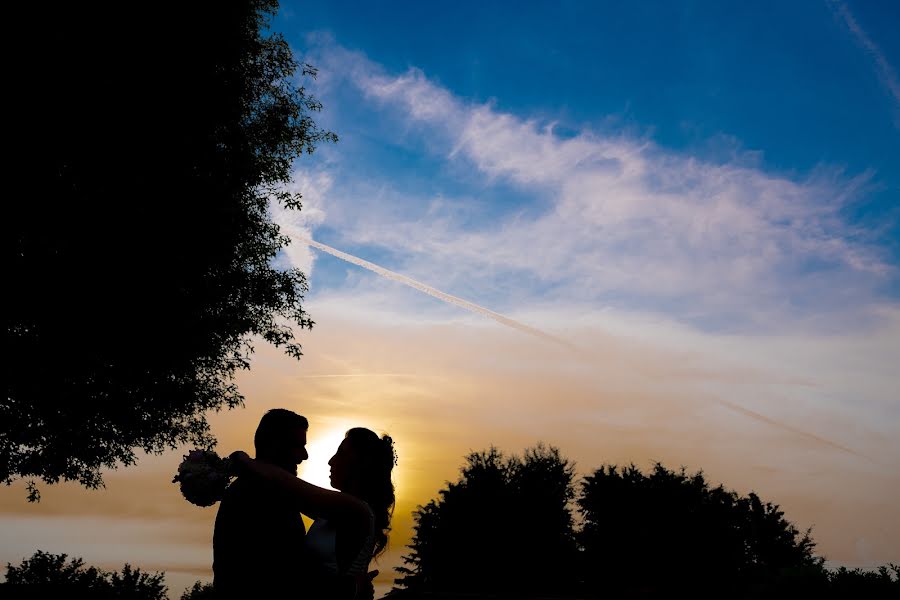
[827,0,900,108]
[295,373,424,379]
[301,237,582,353]
[301,237,869,462]
[717,399,872,461]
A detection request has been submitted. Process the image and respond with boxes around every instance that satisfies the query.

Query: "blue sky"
[276,0,900,201]
[279,0,900,175]
[268,0,899,334]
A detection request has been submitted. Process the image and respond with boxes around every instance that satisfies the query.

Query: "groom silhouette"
[213,409,310,598]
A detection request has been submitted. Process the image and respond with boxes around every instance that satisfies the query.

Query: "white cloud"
[270,170,332,275]
[296,48,892,332]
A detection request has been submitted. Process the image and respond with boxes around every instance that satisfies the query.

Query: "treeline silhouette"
[392,445,899,599]
[0,551,213,600]
[2,447,896,599]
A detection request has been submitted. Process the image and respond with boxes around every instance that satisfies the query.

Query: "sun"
[297,426,348,490]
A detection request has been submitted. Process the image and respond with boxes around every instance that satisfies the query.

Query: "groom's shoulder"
[218,476,258,509]
[220,476,282,509]
[215,478,261,530]
[222,476,257,500]
[219,475,302,520]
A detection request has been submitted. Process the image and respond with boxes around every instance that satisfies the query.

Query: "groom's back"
[213,476,307,598]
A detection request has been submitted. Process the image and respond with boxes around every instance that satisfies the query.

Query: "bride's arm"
[229,451,370,526]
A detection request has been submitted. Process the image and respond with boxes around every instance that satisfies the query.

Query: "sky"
[2,1,899,596]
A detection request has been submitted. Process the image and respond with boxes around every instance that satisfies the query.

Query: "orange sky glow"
[2,298,898,596]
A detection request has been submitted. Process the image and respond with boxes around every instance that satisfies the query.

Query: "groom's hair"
[254,409,308,453]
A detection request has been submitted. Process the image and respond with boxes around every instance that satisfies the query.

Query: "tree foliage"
[179,581,216,600]
[822,565,900,598]
[2,551,167,599]
[393,447,898,599]
[577,463,820,596]
[5,0,335,497]
[396,444,578,595]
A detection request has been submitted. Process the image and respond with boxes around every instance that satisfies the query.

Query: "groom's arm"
[230,451,371,526]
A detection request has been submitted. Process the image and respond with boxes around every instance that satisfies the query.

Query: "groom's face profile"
[289,427,309,465]
[253,409,309,469]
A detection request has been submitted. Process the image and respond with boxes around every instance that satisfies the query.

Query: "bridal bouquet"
[173,449,233,507]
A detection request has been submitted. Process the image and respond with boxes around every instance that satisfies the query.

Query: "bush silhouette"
[578,463,819,596]
[179,582,216,600]
[1,552,223,600]
[393,447,898,599]
[396,444,578,595]
[2,550,166,599]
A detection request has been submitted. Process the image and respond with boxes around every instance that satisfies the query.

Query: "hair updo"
[344,427,396,557]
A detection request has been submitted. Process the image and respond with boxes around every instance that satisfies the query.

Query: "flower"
[173,449,233,507]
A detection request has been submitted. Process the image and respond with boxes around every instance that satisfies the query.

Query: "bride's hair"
[344,427,396,557]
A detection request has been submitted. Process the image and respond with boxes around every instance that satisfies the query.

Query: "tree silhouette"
[391,448,900,599]
[824,565,900,598]
[5,0,335,498]
[180,581,216,600]
[2,551,166,599]
[395,444,578,595]
[577,463,821,596]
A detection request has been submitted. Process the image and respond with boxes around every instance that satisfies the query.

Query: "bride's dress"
[305,504,376,576]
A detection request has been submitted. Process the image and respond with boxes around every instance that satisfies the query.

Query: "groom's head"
[254,409,309,470]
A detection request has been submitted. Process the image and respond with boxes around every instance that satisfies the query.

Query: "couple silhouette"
[213,409,396,599]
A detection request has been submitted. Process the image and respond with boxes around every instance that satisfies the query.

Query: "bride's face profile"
[327,439,357,491]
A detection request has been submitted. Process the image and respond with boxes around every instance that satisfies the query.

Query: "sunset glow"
[299,425,347,490]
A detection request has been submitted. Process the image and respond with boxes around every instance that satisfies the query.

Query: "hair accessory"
[383,434,398,467]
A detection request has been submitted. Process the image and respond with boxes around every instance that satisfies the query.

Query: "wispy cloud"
[293,373,425,379]
[828,0,900,120]
[302,237,582,352]
[270,171,332,274]
[303,236,878,460]
[272,41,900,469]
[296,42,891,333]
